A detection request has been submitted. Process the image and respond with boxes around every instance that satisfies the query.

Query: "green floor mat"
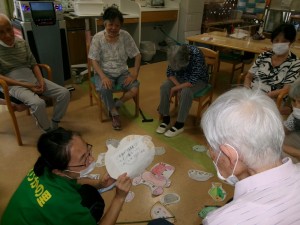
[78,80,215,172]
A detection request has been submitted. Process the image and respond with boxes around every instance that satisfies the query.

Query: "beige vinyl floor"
[0,61,250,224]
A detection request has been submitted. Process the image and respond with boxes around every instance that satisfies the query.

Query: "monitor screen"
[30,2,56,25]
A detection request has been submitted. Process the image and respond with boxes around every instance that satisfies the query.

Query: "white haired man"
[0,13,70,132]
[201,87,300,225]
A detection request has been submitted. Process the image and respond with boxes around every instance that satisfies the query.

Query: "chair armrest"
[276,88,289,109]
[237,73,246,85]
[38,64,52,81]
[0,78,16,113]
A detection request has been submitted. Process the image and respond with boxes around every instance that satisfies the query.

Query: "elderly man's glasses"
[68,144,93,168]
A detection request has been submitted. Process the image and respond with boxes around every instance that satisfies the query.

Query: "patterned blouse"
[249,51,300,93]
[284,113,300,131]
[88,29,140,77]
[166,45,208,85]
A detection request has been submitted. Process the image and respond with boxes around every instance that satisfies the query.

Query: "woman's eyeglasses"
[68,144,93,168]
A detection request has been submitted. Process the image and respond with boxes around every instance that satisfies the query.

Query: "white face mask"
[292,107,300,119]
[0,40,14,47]
[213,145,239,186]
[65,161,96,178]
[272,42,290,55]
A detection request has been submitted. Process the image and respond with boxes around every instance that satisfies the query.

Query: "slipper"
[188,169,213,181]
[156,123,169,134]
[164,127,184,137]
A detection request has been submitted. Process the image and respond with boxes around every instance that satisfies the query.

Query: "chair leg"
[8,109,23,146]
[99,96,104,122]
[89,82,93,106]
[175,95,178,108]
[231,62,244,84]
[195,99,203,126]
[241,62,245,74]
[230,64,236,84]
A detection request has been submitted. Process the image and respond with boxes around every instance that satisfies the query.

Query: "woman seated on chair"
[156,45,209,137]
[283,79,300,161]
[88,7,141,130]
[244,23,300,102]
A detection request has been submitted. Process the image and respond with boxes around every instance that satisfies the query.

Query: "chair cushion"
[193,84,212,98]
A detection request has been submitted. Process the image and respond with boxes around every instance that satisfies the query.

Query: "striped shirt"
[249,51,300,93]
[166,45,208,85]
[203,158,300,225]
[0,37,37,76]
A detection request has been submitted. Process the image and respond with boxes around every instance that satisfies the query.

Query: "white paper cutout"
[206,150,212,158]
[125,191,135,203]
[132,171,169,196]
[155,146,166,155]
[132,162,175,196]
[85,173,100,180]
[106,138,120,148]
[150,202,175,223]
[105,135,155,179]
[188,169,213,182]
[208,182,227,202]
[151,162,175,179]
[160,193,180,205]
[96,153,106,167]
[192,145,207,153]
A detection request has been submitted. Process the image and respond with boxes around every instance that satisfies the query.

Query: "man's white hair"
[201,87,284,169]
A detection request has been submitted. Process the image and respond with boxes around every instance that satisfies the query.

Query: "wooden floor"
[0,61,250,224]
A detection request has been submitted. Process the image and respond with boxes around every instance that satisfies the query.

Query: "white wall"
[0,1,8,15]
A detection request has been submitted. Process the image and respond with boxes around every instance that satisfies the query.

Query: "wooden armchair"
[238,73,290,110]
[0,64,52,146]
[174,47,219,125]
[207,27,245,84]
[87,60,139,122]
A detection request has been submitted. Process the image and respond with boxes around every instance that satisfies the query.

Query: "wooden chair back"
[192,47,219,125]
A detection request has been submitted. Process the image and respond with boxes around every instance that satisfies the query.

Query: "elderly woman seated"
[156,44,209,137]
[88,7,141,130]
[244,23,300,100]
